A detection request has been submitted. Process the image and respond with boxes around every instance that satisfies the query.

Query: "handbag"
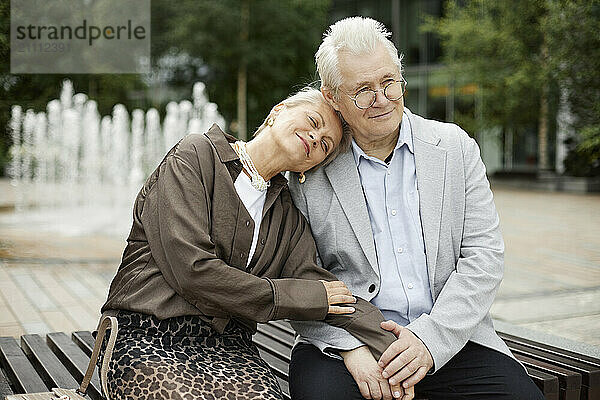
[6,315,119,400]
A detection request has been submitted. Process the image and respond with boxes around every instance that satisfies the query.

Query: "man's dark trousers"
[290,342,545,400]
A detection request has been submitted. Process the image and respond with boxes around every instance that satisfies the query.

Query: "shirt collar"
[203,123,288,188]
[351,111,414,166]
[204,123,239,162]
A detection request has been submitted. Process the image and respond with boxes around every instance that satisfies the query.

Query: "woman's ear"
[272,102,285,116]
[321,87,341,111]
[266,103,286,127]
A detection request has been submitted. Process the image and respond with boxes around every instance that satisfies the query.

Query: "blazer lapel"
[409,110,447,287]
[324,149,379,276]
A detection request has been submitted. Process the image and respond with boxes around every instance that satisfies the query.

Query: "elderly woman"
[98,87,397,399]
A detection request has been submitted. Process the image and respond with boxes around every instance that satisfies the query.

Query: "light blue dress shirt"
[351,112,434,326]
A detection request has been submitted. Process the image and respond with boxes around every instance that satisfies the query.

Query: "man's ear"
[321,87,341,111]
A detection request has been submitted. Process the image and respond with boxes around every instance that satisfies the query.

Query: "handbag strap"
[76,315,118,399]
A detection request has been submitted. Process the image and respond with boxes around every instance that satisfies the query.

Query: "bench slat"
[20,334,79,391]
[0,337,47,393]
[257,324,295,346]
[514,351,582,390]
[507,340,600,394]
[275,377,291,400]
[254,333,292,361]
[257,347,290,381]
[71,331,95,357]
[500,333,600,368]
[581,384,600,400]
[525,366,560,400]
[515,353,581,400]
[267,321,296,336]
[0,367,15,397]
[561,387,582,400]
[46,332,102,400]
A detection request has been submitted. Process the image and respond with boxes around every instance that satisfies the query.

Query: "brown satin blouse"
[101,124,395,357]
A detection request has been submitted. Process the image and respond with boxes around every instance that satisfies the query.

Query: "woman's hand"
[340,345,411,399]
[320,280,357,315]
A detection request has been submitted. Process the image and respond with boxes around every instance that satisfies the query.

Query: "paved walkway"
[490,187,600,345]
[0,182,599,349]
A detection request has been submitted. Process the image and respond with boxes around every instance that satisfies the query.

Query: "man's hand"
[378,320,433,390]
[341,346,413,399]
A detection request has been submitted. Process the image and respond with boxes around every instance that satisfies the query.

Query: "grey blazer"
[288,108,514,372]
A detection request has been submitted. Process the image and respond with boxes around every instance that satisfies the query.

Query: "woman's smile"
[296,132,311,157]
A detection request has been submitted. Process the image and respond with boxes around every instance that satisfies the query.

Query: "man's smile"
[369,109,394,119]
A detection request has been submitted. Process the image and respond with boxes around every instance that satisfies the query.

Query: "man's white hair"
[316,16,404,98]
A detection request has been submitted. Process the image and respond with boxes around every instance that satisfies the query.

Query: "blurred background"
[0,0,598,354]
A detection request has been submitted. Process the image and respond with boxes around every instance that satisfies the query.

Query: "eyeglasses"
[346,78,407,109]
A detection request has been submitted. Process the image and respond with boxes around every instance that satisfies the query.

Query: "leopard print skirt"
[97,311,284,400]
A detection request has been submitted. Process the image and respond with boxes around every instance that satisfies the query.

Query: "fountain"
[4,80,226,238]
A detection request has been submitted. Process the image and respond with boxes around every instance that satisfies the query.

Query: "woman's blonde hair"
[255,86,351,168]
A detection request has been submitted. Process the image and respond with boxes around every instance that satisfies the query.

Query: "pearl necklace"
[231,141,270,192]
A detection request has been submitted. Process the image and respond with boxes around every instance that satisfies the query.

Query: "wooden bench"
[1,322,599,400]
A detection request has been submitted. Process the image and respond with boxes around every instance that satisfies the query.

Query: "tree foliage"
[424,0,600,176]
[423,0,548,132]
[545,0,600,176]
[161,0,330,134]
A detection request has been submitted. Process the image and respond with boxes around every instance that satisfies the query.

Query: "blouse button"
[260,239,265,245]
[246,220,250,227]
[368,284,376,293]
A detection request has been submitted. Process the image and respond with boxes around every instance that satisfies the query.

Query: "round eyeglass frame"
[346,78,408,109]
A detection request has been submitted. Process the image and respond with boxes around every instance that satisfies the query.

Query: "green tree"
[423,0,551,171]
[425,0,600,176]
[161,0,331,138]
[545,0,600,176]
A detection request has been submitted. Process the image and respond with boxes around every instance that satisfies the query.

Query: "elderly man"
[287,17,544,400]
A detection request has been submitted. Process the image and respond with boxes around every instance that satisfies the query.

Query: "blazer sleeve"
[142,153,329,323]
[278,198,397,359]
[406,128,505,372]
